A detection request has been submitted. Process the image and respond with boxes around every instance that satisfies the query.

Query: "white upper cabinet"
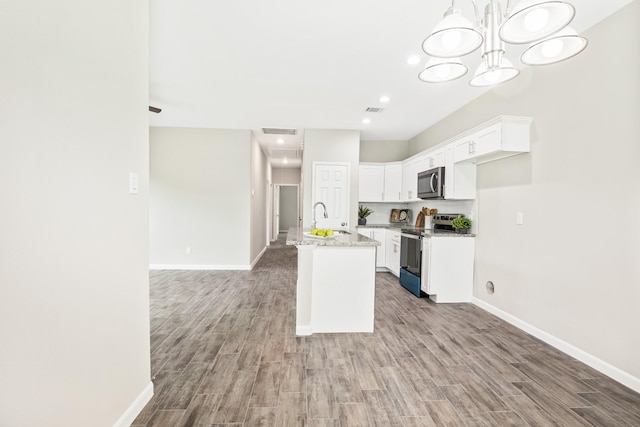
[402,155,429,201]
[444,145,477,200]
[358,164,385,202]
[383,162,402,202]
[359,116,532,202]
[452,116,533,164]
[425,147,446,169]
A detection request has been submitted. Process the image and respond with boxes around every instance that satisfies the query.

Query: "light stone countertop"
[358,223,475,237]
[286,227,381,247]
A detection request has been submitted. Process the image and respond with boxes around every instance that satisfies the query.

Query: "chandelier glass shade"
[419,57,469,83]
[520,26,587,65]
[419,0,587,86]
[422,10,483,57]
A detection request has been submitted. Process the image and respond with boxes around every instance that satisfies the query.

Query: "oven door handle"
[401,233,422,241]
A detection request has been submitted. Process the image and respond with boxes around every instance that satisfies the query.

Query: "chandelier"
[418,0,588,86]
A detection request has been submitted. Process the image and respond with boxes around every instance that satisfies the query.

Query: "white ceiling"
[148,0,633,168]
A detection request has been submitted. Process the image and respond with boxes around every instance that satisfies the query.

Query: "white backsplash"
[358,200,476,228]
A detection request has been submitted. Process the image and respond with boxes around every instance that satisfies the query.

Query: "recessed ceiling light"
[277,138,284,144]
[362,118,371,124]
[379,96,390,103]
[407,55,421,65]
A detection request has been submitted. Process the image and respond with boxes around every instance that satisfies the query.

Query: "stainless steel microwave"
[417,166,445,199]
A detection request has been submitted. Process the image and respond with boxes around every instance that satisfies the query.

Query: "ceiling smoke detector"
[262,127,297,135]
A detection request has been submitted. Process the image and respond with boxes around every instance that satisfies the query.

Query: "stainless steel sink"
[332,230,350,235]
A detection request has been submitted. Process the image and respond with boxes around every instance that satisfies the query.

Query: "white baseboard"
[149,264,251,271]
[113,381,153,427]
[250,246,267,270]
[472,297,640,393]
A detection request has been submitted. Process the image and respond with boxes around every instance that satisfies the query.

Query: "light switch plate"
[516,212,523,225]
[129,172,139,194]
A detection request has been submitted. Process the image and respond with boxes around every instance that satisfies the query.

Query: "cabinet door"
[453,123,502,163]
[385,230,401,276]
[372,229,386,267]
[357,228,371,238]
[402,157,423,201]
[425,148,446,169]
[383,163,402,201]
[358,164,384,202]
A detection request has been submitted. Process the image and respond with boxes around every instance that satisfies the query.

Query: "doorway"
[272,184,299,242]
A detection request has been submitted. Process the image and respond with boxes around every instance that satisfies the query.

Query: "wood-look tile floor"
[132,244,640,426]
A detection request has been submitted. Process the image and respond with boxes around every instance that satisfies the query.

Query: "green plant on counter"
[451,217,472,229]
[358,205,374,219]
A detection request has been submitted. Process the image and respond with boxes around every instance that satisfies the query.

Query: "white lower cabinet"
[385,230,401,276]
[358,228,386,268]
[421,236,475,303]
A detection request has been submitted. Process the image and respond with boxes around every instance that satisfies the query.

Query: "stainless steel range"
[399,213,465,297]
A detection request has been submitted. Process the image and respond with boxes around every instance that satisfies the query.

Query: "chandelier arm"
[504,0,512,17]
[467,0,482,27]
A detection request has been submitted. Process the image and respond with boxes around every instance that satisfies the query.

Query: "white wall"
[409,1,640,389]
[149,127,252,269]
[0,1,152,426]
[250,133,270,262]
[360,140,409,162]
[302,129,361,228]
[272,167,301,185]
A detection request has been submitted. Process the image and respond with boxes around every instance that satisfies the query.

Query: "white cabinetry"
[444,145,477,200]
[358,228,386,268]
[421,236,475,303]
[358,164,385,202]
[402,155,429,201]
[425,148,446,169]
[385,229,401,276]
[452,116,532,164]
[383,162,402,202]
[359,163,402,202]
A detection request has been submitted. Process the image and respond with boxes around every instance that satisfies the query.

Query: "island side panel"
[310,246,376,333]
[295,245,315,336]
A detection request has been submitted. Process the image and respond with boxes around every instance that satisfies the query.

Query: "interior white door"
[313,162,350,229]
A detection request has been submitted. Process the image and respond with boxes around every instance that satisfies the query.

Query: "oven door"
[400,232,422,297]
[400,233,422,276]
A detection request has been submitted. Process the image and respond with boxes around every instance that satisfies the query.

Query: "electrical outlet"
[186,246,191,255]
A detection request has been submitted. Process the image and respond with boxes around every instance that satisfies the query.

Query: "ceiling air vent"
[262,127,297,135]
[365,107,384,113]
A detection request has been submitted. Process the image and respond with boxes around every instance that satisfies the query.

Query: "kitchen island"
[286,227,380,336]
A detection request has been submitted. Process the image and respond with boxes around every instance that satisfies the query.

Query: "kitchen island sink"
[287,227,380,335]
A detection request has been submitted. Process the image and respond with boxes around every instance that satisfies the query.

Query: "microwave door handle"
[430,173,437,193]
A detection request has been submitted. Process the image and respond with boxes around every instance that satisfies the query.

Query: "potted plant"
[358,205,374,225]
[451,217,472,234]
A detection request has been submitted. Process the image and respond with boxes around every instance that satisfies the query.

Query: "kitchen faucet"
[312,201,328,229]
